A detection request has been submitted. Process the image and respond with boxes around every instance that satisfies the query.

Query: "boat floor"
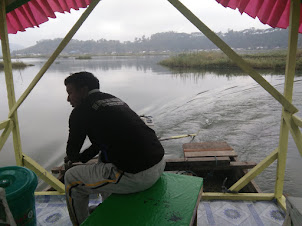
[35,195,285,225]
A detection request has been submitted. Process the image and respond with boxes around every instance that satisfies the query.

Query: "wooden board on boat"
[183,141,233,152]
[50,141,260,193]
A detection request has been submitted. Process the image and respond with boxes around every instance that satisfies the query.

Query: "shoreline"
[158,50,302,72]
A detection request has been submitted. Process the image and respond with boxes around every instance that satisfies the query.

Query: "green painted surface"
[81,173,203,226]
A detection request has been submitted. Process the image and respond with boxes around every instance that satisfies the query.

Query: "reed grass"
[159,50,302,72]
[0,61,32,70]
[75,55,92,60]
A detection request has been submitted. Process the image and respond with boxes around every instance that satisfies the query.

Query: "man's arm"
[66,110,87,162]
[79,144,100,163]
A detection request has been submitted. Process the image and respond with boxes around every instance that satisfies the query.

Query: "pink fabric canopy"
[4,0,302,34]
[216,0,302,33]
[6,0,91,34]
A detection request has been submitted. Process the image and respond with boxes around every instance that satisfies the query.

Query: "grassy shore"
[0,61,33,70]
[158,50,302,72]
[75,55,92,60]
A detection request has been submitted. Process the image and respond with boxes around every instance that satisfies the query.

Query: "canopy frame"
[0,0,301,210]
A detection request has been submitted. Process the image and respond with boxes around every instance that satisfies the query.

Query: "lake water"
[0,55,301,196]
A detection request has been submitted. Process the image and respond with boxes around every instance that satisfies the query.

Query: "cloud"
[8,0,270,48]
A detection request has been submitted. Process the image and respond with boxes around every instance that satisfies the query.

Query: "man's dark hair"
[64,71,99,90]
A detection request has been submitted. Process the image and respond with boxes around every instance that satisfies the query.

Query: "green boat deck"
[35,196,285,225]
[35,173,285,225]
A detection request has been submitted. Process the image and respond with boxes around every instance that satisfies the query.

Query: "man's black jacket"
[67,91,164,173]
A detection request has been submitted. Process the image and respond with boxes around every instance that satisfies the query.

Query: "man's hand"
[64,156,73,171]
[64,156,70,163]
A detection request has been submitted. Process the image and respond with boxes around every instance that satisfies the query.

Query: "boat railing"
[0,0,301,210]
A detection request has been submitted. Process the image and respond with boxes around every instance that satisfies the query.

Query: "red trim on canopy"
[216,0,302,33]
[6,0,91,34]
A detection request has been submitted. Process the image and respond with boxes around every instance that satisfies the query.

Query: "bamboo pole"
[8,0,101,118]
[277,195,287,211]
[159,133,196,141]
[202,192,275,201]
[283,112,302,156]
[275,0,300,199]
[23,154,65,193]
[292,115,302,128]
[229,148,278,192]
[35,191,65,196]
[0,120,13,151]
[0,119,11,131]
[0,0,23,166]
[167,0,298,114]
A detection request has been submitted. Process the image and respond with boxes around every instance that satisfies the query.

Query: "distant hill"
[0,43,25,56]
[12,28,302,56]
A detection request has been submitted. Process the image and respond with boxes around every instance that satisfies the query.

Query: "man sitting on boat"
[63,71,165,225]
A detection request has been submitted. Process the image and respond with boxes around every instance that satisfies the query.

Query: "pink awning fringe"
[216,0,302,33]
[6,0,91,34]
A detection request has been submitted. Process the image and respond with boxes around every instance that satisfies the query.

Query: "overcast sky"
[8,0,271,48]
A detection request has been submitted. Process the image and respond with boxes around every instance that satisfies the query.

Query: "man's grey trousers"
[64,158,165,225]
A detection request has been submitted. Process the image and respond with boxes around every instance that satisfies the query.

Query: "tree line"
[13,28,302,56]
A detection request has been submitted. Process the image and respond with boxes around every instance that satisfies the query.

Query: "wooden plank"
[183,141,233,152]
[284,112,302,156]
[23,153,65,193]
[275,0,300,199]
[185,150,237,158]
[166,157,230,163]
[0,0,23,166]
[202,192,275,201]
[230,148,278,192]
[190,187,203,226]
[35,191,65,196]
[0,120,13,151]
[277,195,287,211]
[165,157,232,171]
[293,115,302,128]
[229,161,257,169]
[0,119,10,131]
[166,160,256,171]
[233,156,262,193]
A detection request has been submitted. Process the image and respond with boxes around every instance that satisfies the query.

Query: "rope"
[158,133,197,141]
[221,178,238,194]
[0,188,16,226]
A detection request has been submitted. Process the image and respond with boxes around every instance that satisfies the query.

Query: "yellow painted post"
[292,115,302,128]
[277,195,287,211]
[0,0,23,166]
[35,191,65,196]
[0,120,13,151]
[275,0,300,199]
[8,0,101,118]
[202,192,275,201]
[0,119,11,131]
[283,112,302,156]
[167,0,298,114]
[23,154,65,193]
[229,148,278,192]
